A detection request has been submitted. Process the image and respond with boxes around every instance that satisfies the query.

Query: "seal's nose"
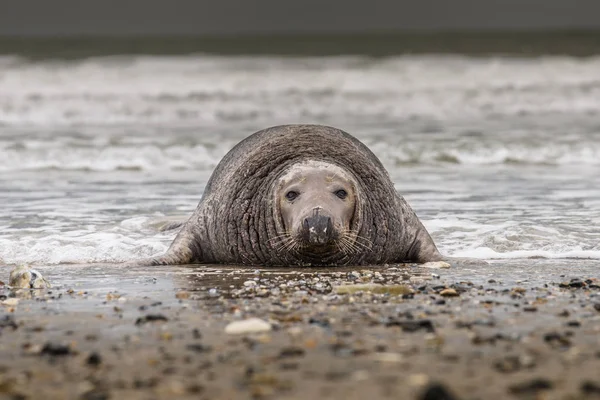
[302,208,334,245]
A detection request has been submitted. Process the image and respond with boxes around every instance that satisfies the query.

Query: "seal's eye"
[335,189,348,199]
[285,191,299,201]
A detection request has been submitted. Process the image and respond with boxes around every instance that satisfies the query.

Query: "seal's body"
[133,125,443,266]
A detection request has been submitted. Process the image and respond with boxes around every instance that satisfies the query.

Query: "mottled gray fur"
[132,124,443,266]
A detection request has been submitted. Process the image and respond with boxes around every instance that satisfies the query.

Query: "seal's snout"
[302,208,334,245]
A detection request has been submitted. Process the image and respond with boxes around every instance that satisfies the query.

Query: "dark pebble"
[192,328,202,339]
[186,344,212,353]
[279,347,306,358]
[581,381,600,394]
[0,315,18,330]
[567,279,585,288]
[135,314,168,325]
[509,378,553,395]
[494,356,521,373]
[557,310,570,317]
[566,321,581,327]
[543,332,572,348]
[41,343,72,356]
[279,362,299,370]
[134,377,159,389]
[594,304,600,312]
[435,299,446,305]
[419,383,458,400]
[81,389,110,400]
[308,317,331,328]
[86,352,102,366]
[186,384,204,394]
[385,319,435,333]
[523,307,538,312]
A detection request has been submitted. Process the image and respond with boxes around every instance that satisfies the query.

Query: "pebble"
[224,318,272,334]
[422,261,451,269]
[419,383,458,400]
[509,378,553,395]
[408,373,429,387]
[1,298,19,306]
[175,291,190,299]
[8,265,51,289]
[372,352,403,363]
[135,314,169,325]
[439,289,459,297]
[244,280,257,287]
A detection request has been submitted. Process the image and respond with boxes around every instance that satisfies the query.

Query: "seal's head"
[274,160,358,258]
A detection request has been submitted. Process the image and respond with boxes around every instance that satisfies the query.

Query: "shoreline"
[1,262,599,399]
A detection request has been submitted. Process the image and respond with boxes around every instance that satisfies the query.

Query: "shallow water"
[1,53,599,271]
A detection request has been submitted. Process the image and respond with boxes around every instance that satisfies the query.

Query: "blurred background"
[0,0,599,265]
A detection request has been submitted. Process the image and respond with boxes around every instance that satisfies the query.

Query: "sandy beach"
[1,262,599,400]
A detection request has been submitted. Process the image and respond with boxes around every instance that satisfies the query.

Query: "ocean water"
[1,53,599,267]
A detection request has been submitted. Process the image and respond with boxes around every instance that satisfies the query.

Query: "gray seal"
[130,124,445,266]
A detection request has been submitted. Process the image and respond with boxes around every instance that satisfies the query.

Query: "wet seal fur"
[131,124,446,267]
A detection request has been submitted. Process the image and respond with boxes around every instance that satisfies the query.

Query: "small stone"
[135,314,168,325]
[335,284,412,296]
[386,319,435,333]
[1,298,19,307]
[509,378,553,395]
[439,289,459,297]
[0,315,18,330]
[8,265,51,289]
[225,318,272,334]
[244,280,257,287]
[569,279,585,288]
[87,352,102,366]
[373,352,403,363]
[523,306,538,312]
[422,261,451,269]
[278,347,305,358]
[594,304,600,312]
[175,291,190,299]
[41,342,73,356]
[581,381,600,394]
[419,382,457,400]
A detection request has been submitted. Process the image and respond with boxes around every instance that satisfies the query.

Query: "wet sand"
[1,262,599,400]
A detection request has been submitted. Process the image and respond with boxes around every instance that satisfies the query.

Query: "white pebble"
[225,318,272,335]
[422,261,451,269]
[2,298,19,306]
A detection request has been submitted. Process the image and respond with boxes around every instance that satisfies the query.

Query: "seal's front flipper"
[125,222,203,267]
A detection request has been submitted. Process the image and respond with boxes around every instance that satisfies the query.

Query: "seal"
[129,124,445,266]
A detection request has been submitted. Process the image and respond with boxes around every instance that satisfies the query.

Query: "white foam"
[1,138,599,172]
[452,247,600,260]
[0,231,170,265]
[1,55,600,125]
